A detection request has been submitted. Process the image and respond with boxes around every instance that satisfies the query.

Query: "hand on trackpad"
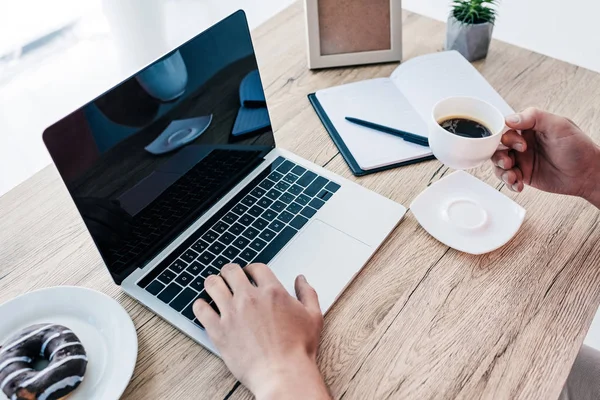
[268,219,371,313]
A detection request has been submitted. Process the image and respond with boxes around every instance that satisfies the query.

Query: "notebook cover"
[308,93,435,176]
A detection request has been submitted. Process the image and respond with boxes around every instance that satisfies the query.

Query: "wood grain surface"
[1,2,600,399]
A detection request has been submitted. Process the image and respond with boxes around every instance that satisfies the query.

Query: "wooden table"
[2,3,600,399]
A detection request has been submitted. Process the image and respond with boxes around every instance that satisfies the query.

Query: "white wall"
[403,0,600,73]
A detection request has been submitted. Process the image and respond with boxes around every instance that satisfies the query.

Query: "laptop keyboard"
[137,156,340,328]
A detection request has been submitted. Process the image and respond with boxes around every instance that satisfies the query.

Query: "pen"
[345,116,430,147]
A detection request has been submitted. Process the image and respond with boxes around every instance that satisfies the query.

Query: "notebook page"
[390,51,514,123]
[315,78,431,170]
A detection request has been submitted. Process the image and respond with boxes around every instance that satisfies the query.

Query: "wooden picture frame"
[304,0,403,69]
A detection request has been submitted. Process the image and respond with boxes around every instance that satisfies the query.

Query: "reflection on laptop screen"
[43,11,275,282]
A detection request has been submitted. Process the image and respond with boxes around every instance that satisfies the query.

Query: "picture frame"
[304,0,403,69]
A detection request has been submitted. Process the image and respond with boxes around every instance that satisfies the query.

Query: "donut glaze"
[0,324,87,400]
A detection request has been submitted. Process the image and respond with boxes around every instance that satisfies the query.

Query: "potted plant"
[445,0,497,62]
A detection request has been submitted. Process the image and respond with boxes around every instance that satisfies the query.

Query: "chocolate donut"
[0,324,87,400]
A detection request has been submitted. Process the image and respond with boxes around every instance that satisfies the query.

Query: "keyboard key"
[170,288,197,312]
[300,206,317,219]
[187,262,203,276]
[304,176,328,197]
[218,232,235,245]
[297,171,317,187]
[239,214,256,226]
[262,209,278,221]
[229,222,245,235]
[240,248,258,262]
[259,229,276,242]
[158,269,176,284]
[181,249,198,263]
[250,238,268,252]
[325,182,341,193]
[198,251,216,265]
[268,220,285,232]
[233,258,246,266]
[279,193,295,204]
[223,212,238,225]
[288,184,303,196]
[259,179,275,190]
[158,282,183,304]
[270,201,285,213]
[201,266,220,278]
[309,198,325,210]
[258,198,273,208]
[286,202,303,214]
[254,227,298,264]
[291,165,306,176]
[190,276,205,292]
[275,181,290,192]
[232,204,248,215]
[169,259,187,273]
[182,302,197,320]
[250,187,266,198]
[192,240,209,253]
[212,256,229,268]
[266,189,282,200]
[290,215,309,230]
[243,227,260,240]
[223,246,241,259]
[295,194,311,206]
[202,230,219,243]
[176,271,194,286]
[252,218,269,230]
[276,160,294,173]
[317,190,333,201]
[208,242,225,255]
[283,173,299,184]
[272,157,285,168]
[198,290,212,302]
[241,195,257,207]
[233,236,250,249]
[145,280,165,295]
[248,205,265,217]
[268,171,284,181]
[277,211,294,223]
[212,221,229,233]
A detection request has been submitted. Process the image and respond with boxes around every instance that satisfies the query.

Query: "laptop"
[42,11,406,355]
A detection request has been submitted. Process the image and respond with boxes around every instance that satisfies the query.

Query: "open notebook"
[308,51,515,176]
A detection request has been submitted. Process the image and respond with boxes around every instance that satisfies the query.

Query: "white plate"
[0,286,137,400]
[410,171,526,254]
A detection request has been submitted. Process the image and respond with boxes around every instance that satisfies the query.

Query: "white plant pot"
[445,15,493,62]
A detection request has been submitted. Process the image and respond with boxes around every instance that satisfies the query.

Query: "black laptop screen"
[43,11,275,283]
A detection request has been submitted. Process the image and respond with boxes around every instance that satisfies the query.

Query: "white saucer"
[410,171,526,254]
[0,286,137,400]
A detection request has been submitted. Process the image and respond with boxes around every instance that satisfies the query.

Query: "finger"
[500,130,527,152]
[244,263,280,287]
[220,263,252,294]
[294,275,322,316]
[491,150,513,169]
[204,275,232,310]
[506,107,572,133]
[509,167,525,192]
[498,168,518,186]
[193,299,220,332]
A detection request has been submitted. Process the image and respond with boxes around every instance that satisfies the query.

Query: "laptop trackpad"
[269,219,371,313]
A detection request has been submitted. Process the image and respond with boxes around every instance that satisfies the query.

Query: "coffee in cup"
[428,97,506,170]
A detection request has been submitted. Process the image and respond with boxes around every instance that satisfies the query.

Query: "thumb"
[295,275,321,315]
[505,107,569,134]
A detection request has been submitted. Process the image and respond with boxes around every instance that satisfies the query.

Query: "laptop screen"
[43,11,275,283]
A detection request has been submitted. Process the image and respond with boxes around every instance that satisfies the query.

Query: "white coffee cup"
[429,96,506,170]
